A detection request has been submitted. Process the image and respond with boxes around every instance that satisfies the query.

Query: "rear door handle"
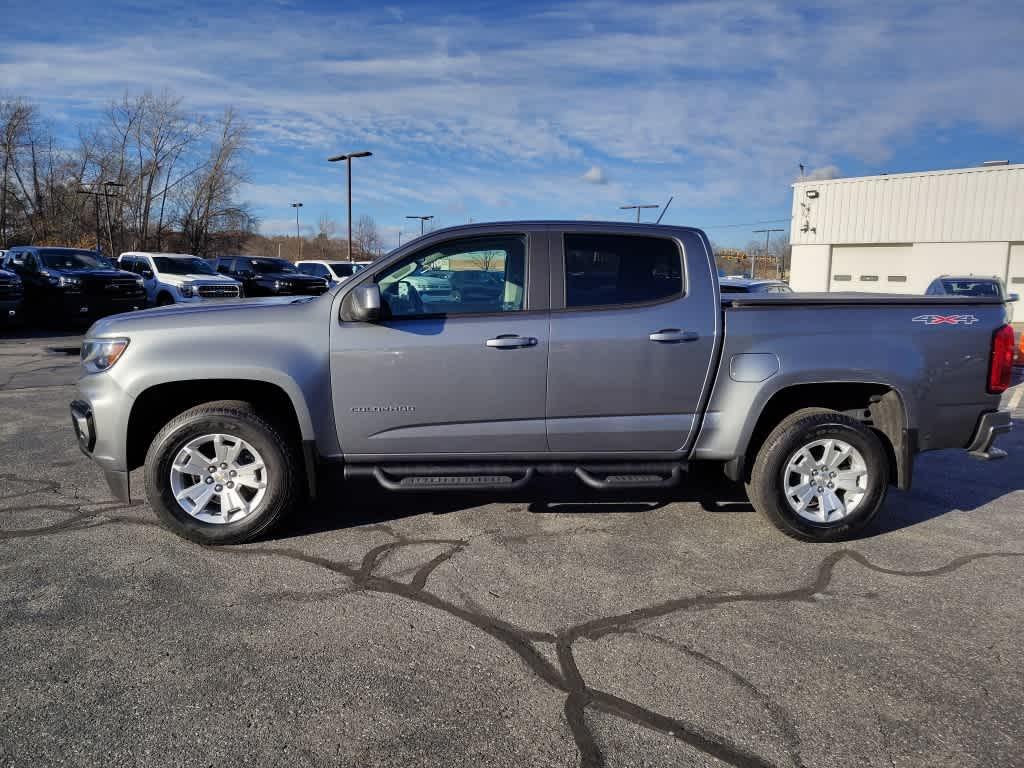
[486,335,538,349]
[649,329,699,343]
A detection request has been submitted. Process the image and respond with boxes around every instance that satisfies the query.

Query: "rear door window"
[563,234,683,308]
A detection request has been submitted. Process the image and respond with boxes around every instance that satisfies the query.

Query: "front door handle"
[486,335,538,349]
[649,329,699,343]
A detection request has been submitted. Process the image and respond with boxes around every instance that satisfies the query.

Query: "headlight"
[273,280,292,292]
[179,283,195,298]
[81,338,129,374]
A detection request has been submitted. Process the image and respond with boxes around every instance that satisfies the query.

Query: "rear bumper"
[966,410,1012,460]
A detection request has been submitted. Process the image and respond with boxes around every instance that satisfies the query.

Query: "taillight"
[988,324,1014,394]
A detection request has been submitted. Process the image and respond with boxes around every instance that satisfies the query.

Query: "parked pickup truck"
[70,222,1015,545]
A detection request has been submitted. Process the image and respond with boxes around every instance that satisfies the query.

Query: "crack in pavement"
[2,488,1023,767]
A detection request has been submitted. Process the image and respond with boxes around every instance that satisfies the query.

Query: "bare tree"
[352,214,382,259]
[1,93,255,256]
[177,108,254,257]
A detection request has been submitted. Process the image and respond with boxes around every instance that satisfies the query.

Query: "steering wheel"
[383,280,425,315]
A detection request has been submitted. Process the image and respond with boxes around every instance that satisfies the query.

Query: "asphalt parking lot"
[1,331,1022,768]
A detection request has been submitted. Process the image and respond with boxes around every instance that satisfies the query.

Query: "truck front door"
[330,230,550,458]
[545,228,719,453]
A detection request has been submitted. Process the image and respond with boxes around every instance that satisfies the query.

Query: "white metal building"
[788,163,1024,296]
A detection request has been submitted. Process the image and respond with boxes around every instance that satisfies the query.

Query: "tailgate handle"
[486,335,538,349]
[649,329,698,343]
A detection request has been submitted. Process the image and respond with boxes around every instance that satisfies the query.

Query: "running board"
[344,462,686,492]
[575,465,683,489]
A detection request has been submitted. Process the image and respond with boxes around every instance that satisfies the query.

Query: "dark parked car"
[718,276,793,294]
[3,246,145,324]
[214,256,329,297]
[0,265,24,327]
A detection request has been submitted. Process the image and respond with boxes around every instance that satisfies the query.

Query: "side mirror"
[349,283,381,322]
[1008,293,1020,303]
[141,269,154,279]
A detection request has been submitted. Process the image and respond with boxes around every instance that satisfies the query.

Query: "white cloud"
[2,0,1022,233]
[800,165,842,182]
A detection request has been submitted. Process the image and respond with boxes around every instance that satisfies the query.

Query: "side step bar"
[344,462,686,492]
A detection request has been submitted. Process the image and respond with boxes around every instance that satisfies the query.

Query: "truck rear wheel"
[746,408,889,541]
[143,400,299,545]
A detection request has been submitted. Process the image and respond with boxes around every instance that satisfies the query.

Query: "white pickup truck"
[117,252,242,305]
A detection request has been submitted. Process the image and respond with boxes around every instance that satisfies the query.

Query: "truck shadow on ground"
[283,424,1024,543]
[91,439,1024,549]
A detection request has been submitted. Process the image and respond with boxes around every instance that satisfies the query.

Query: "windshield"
[39,249,109,271]
[153,256,216,276]
[941,280,1000,297]
[251,259,298,274]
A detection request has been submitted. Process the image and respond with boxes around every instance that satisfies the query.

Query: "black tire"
[144,400,299,545]
[156,292,174,306]
[746,408,890,541]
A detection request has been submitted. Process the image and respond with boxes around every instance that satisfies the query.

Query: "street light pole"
[405,215,434,235]
[327,151,373,261]
[291,202,303,259]
[102,181,123,257]
[752,228,785,279]
[619,204,659,223]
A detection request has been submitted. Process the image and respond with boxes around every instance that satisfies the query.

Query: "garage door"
[829,245,912,293]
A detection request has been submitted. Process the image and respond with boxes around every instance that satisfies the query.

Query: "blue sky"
[2,0,1022,248]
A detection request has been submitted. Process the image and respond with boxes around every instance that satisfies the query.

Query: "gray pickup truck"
[70,222,1015,545]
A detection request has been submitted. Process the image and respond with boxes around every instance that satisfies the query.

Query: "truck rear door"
[545,227,720,452]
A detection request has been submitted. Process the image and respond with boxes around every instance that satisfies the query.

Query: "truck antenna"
[655,196,673,224]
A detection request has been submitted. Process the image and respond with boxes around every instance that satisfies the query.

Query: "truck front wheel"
[144,400,299,544]
[747,408,889,541]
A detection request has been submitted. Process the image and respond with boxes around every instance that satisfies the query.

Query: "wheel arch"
[125,378,313,473]
[725,381,912,490]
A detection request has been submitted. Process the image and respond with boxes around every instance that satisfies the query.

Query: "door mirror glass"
[349,283,381,321]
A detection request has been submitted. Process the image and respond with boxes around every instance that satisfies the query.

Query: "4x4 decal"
[912,314,979,326]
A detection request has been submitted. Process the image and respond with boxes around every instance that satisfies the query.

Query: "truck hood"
[254,271,325,284]
[158,273,239,287]
[48,268,136,279]
[85,295,320,337]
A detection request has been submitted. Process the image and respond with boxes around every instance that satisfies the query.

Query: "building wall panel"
[791,164,1024,246]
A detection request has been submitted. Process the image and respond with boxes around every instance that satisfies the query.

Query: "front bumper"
[966,410,1012,460]
[71,372,134,502]
[0,297,23,324]
[70,399,130,501]
[58,292,146,320]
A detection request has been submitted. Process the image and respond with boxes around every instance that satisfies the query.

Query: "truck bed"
[722,292,1006,307]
